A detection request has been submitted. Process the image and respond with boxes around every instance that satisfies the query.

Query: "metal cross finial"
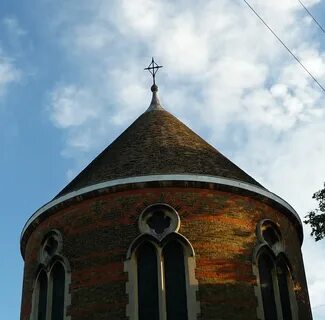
[144,57,163,87]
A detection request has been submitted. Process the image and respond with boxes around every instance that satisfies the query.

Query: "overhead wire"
[298,0,325,34]
[242,0,325,93]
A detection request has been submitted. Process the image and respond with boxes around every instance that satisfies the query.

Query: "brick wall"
[20,186,311,320]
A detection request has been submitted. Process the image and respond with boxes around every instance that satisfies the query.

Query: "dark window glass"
[263,227,280,247]
[259,253,278,320]
[277,261,293,320]
[163,241,188,320]
[37,271,48,320]
[51,263,65,320]
[137,242,160,320]
[147,211,171,234]
[44,237,59,257]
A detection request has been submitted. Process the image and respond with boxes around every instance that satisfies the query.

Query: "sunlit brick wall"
[20,184,311,320]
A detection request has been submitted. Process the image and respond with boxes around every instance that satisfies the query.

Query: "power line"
[298,0,325,34]
[242,0,325,93]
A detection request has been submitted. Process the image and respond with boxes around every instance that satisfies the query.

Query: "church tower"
[20,60,312,320]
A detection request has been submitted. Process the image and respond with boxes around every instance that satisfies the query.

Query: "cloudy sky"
[1,0,324,318]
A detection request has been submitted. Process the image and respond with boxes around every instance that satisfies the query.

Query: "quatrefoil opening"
[139,204,180,239]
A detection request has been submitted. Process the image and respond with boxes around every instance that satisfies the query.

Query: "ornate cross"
[144,57,163,86]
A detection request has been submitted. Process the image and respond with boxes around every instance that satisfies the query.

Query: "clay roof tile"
[56,90,263,198]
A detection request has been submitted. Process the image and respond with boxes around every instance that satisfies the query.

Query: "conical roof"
[56,89,263,198]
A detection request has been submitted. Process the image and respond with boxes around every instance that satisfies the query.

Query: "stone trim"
[39,230,63,267]
[21,174,302,247]
[138,203,180,240]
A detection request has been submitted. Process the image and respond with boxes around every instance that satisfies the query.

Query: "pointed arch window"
[37,270,48,320]
[31,231,70,320]
[137,242,160,320]
[133,237,192,320]
[276,258,293,320]
[163,240,188,320]
[254,220,298,320]
[51,262,66,320]
[258,251,278,320]
[125,204,200,320]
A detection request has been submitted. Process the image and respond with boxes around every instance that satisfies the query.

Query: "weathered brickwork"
[20,186,311,320]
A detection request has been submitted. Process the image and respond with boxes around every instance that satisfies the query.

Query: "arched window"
[276,259,293,320]
[133,239,189,320]
[254,220,297,320]
[50,262,66,320]
[137,242,159,320]
[125,203,200,320]
[37,270,48,320]
[31,231,70,320]
[163,241,188,320]
[258,252,277,320]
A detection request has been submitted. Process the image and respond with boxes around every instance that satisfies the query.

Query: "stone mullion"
[157,246,166,320]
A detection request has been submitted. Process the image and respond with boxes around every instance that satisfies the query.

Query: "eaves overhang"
[20,174,303,258]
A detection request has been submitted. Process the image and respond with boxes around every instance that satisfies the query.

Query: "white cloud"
[118,0,163,36]
[50,85,100,128]
[45,0,325,317]
[0,17,23,100]
[0,54,21,98]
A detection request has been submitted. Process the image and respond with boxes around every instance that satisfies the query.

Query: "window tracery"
[138,203,180,239]
[254,220,298,320]
[31,230,70,320]
[125,203,200,320]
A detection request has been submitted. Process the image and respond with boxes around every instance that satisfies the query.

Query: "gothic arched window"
[31,231,70,320]
[37,270,48,320]
[50,262,66,320]
[163,240,188,320]
[254,220,297,320]
[125,203,200,320]
[134,238,190,320]
[258,251,277,320]
[137,242,160,320]
[276,258,293,320]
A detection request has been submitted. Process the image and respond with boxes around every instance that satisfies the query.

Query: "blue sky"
[1,0,325,319]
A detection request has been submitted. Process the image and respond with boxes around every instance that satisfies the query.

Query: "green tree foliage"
[304,183,325,241]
